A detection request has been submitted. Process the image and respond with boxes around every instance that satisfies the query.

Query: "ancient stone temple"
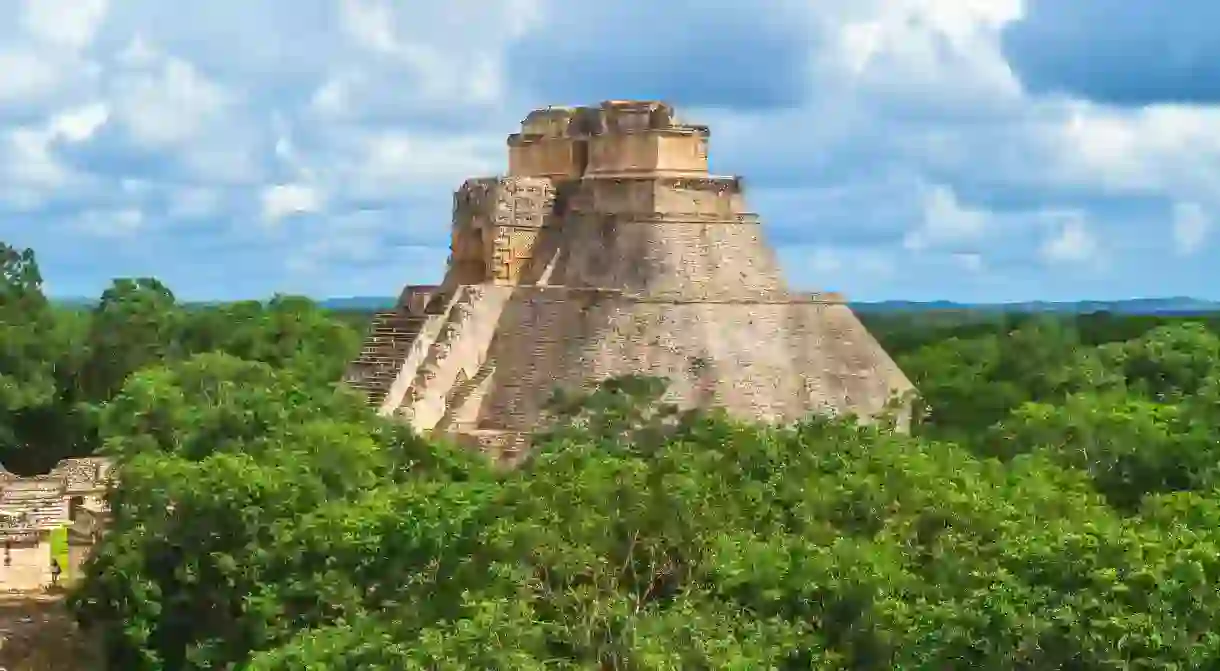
[0,458,111,591]
[345,100,914,462]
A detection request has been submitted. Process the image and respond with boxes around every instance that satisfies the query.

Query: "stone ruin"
[0,458,111,591]
[345,100,915,462]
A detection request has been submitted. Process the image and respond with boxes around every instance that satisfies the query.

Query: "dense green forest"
[5,241,1220,668]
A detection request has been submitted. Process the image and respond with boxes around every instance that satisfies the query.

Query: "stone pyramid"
[345,101,915,462]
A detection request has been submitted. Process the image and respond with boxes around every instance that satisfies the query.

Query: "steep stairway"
[434,356,497,432]
[396,285,509,430]
[346,310,430,407]
[0,486,67,529]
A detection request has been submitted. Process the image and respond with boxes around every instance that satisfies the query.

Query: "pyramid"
[345,101,915,462]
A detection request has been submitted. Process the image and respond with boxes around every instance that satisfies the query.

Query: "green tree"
[72,352,419,669]
[74,373,1220,669]
[180,295,360,385]
[0,243,59,469]
[80,277,184,402]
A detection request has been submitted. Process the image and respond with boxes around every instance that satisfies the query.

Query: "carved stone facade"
[449,178,556,286]
[0,458,112,592]
[345,101,915,463]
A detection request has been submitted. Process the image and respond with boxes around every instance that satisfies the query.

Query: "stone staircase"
[0,486,67,530]
[346,310,431,407]
[434,356,497,432]
[396,285,509,431]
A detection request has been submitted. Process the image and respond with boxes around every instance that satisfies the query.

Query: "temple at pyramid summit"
[344,100,915,461]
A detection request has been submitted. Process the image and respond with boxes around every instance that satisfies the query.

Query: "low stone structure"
[345,100,915,462]
[0,458,111,592]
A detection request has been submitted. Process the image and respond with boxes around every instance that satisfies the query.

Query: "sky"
[0,0,1217,303]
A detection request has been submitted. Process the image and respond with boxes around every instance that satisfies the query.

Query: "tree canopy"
[5,241,1220,668]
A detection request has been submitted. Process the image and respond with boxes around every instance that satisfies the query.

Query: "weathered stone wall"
[508,102,708,180]
[650,177,745,216]
[446,177,556,286]
[655,132,709,174]
[566,177,745,216]
[508,135,586,180]
[600,100,672,132]
[586,133,657,175]
[548,176,781,296]
[547,216,786,297]
[1,538,52,591]
[396,285,441,314]
[585,131,708,176]
[471,289,911,432]
[520,107,580,136]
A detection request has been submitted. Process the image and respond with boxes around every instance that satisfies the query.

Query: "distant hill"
[315,296,399,311]
[850,297,1220,315]
[50,295,1220,315]
[51,295,402,311]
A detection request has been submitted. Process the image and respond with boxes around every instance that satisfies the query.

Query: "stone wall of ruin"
[471,289,912,432]
[2,538,53,591]
[397,285,441,314]
[585,131,708,176]
[567,177,746,217]
[508,136,586,180]
[654,133,708,174]
[546,176,783,296]
[507,102,709,180]
[546,215,786,297]
[446,177,556,286]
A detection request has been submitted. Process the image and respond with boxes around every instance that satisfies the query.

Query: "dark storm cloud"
[1002,0,1220,105]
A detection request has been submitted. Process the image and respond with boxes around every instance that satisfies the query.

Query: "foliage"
[0,243,364,473]
[74,371,1220,668]
[5,240,1220,667]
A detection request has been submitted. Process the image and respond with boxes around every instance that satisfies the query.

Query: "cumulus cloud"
[903,185,989,252]
[261,184,324,222]
[0,50,64,105]
[72,207,144,238]
[20,0,110,52]
[1040,215,1099,265]
[108,49,231,148]
[0,0,1215,302]
[1003,0,1220,106]
[1173,202,1211,256]
[506,1,818,110]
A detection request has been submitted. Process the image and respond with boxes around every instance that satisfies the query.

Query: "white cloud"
[308,76,353,118]
[20,0,109,52]
[810,248,843,273]
[952,252,983,271]
[115,35,159,68]
[329,131,500,201]
[1040,215,1098,264]
[1173,202,1211,256]
[46,102,110,142]
[0,50,63,104]
[825,0,1024,112]
[168,186,222,220]
[903,184,989,251]
[3,0,1218,302]
[0,102,108,202]
[1048,102,1220,198]
[110,53,231,148]
[261,183,323,222]
[338,0,402,56]
[72,208,144,238]
[2,128,69,190]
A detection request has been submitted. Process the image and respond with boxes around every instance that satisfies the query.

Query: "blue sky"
[0,0,1215,303]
